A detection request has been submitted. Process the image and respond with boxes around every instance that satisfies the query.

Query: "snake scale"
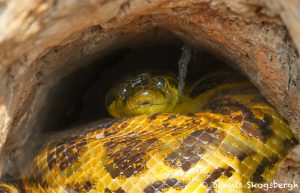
[0,71,297,193]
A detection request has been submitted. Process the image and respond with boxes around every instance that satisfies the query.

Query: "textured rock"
[0,0,299,192]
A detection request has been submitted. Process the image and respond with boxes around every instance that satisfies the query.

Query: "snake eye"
[119,86,128,95]
[155,78,166,88]
[105,84,129,107]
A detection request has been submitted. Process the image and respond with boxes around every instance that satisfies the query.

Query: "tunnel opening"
[0,26,294,185]
[36,29,236,133]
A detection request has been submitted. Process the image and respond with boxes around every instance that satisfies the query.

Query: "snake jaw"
[126,96,178,117]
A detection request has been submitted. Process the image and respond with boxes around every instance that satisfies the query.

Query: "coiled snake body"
[0,71,297,193]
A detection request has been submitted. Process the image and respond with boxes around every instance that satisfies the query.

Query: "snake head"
[105,71,179,118]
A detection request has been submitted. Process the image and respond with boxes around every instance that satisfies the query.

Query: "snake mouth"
[126,89,175,113]
[129,101,171,111]
[0,5,298,187]
[135,101,167,108]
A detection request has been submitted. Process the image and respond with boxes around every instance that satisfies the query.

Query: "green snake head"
[105,71,179,118]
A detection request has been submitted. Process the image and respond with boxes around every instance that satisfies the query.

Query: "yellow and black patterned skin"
[0,71,297,193]
[0,182,22,193]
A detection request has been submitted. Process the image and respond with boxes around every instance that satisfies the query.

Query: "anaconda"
[0,71,297,193]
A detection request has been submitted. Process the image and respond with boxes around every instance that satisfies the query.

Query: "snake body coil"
[0,71,297,193]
